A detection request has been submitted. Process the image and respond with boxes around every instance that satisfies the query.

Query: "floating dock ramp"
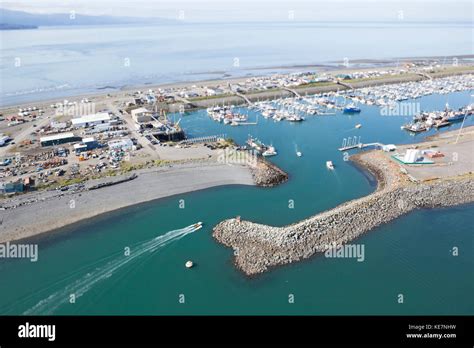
[235,92,254,106]
[338,142,384,152]
[335,80,354,90]
[174,96,198,109]
[416,72,432,80]
[282,87,301,98]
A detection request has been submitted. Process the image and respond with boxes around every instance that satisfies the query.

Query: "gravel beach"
[0,161,254,243]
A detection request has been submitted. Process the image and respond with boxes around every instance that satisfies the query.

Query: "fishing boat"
[355,124,362,129]
[262,146,277,157]
[326,161,335,170]
[343,104,361,113]
[433,120,451,129]
[287,115,304,122]
[401,122,427,133]
[231,114,248,123]
[444,111,467,123]
[247,136,264,152]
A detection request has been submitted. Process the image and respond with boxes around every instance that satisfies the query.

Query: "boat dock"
[335,80,354,90]
[415,71,433,80]
[233,122,257,126]
[235,92,254,106]
[174,95,198,109]
[282,87,301,98]
[338,142,384,152]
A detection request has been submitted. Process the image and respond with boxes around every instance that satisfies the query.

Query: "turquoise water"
[0,90,472,315]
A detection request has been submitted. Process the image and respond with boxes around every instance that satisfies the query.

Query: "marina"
[0,86,473,317]
[0,6,473,321]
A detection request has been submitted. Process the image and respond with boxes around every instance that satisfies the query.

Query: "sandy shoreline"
[2,55,473,111]
[0,161,254,243]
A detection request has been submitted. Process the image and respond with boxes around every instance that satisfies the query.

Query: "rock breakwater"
[250,157,289,187]
[213,150,474,276]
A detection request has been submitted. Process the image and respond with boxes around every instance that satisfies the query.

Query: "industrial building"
[108,138,134,151]
[71,112,111,128]
[40,132,81,147]
[131,108,153,123]
[73,137,99,154]
[0,180,24,194]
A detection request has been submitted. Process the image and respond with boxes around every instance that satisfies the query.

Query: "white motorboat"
[262,146,277,157]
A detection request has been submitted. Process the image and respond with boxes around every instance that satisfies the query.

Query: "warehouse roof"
[40,132,77,143]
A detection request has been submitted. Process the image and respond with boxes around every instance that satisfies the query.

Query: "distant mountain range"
[0,9,177,29]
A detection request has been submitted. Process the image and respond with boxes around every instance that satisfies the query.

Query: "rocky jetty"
[250,157,289,187]
[213,150,474,276]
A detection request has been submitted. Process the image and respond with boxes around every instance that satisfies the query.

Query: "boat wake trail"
[23,224,200,315]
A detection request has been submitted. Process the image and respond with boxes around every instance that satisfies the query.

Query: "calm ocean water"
[0,90,472,315]
[0,21,472,106]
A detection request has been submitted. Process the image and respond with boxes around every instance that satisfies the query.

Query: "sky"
[1,0,473,22]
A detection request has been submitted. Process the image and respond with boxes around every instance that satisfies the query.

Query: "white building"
[131,108,152,123]
[108,138,134,151]
[382,144,397,152]
[206,87,225,96]
[71,112,111,128]
[403,149,421,163]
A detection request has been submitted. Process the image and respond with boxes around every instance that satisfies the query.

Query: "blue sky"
[1,0,472,22]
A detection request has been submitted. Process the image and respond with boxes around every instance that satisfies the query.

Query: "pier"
[282,87,301,98]
[335,80,354,90]
[213,145,474,275]
[338,141,384,152]
[232,122,257,126]
[174,95,198,109]
[234,92,254,106]
[415,71,433,80]
[180,134,227,144]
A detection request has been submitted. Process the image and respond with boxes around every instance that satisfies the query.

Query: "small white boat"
[296,151,302,157]
[185,261,194,268]
[193,222,203,230]
[262,146,277,157]
[326,161,334,170]
[355,124,362,129]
